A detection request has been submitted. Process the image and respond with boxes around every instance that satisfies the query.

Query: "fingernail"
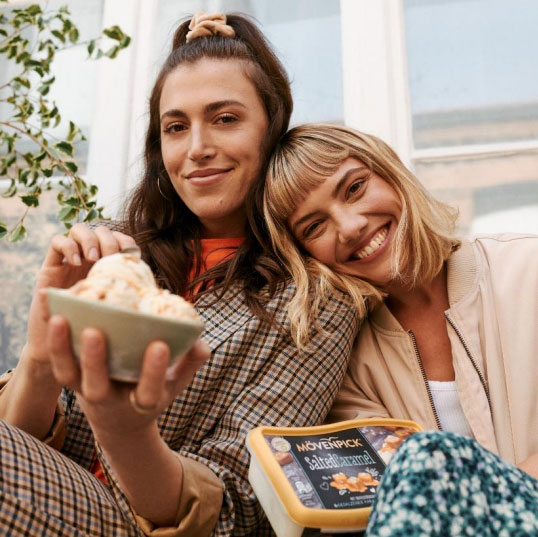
[83,328,102,349]
[72,253,82,266]
[155,345,169,365]
[88,247,99,261]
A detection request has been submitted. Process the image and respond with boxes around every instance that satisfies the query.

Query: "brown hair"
[123,14,292,308]
[263,124,460,347]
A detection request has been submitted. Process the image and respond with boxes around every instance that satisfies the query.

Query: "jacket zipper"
[444,312,492,412]
[408,330,443,430]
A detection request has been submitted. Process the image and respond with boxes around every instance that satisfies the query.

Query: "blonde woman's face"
[288,157,402,285]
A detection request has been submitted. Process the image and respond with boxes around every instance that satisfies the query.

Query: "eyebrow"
[291,167,367,233]
[160,100,247,123]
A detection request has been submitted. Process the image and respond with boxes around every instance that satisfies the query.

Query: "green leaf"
[58,206,77,222]
[64,160,78,173]
[0,222,7,240]
[18,168,31,184]
[1,180,17,198]
[8,223,27,242]
[68,27,79,43]
[13,76,30,88]
[26,4,42,16]
[63,196,80,207]
[105,46,120,59]
[34,150,47,163]
[51,29,65,43]
[16,51,30,64]
[54,141,73,156]
[87,40,95,56]
[66,120,78,142]
[20,194,39,207]
[103,25,122,40]
[84,208,98,222]
[24,59,42,68]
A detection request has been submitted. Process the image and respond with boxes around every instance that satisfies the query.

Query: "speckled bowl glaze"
[47,287,205,382]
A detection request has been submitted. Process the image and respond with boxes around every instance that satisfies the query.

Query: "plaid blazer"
[56,281,358,536]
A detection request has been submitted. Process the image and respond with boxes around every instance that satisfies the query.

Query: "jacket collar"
[369,239,479,332]
[446,239,479,304]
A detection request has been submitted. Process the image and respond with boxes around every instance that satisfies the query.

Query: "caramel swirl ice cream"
[68,252,199,322]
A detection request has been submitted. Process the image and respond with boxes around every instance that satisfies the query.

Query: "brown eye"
[303,220,323,240]
[346,179,367,200]
[216,114,237,124]
[163,123,186,133]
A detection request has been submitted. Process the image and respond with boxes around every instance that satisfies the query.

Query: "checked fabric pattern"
[0,420,140,537]
[1,281,359,537]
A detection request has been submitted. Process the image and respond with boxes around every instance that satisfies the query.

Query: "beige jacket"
[329,234,538,465]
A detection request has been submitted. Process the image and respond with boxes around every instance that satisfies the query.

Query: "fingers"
[37,288,51,321]
[79,328,110,403]
[44,233,84,267]
[166,339,210,387]
[43,224,137,269]
[48,320,112,403]
[48,315,81,387]
[132,341,171,411]
[111,230,137,251]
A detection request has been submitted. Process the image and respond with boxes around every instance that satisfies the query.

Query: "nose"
[187,125,216,162]
[335,211,368,244]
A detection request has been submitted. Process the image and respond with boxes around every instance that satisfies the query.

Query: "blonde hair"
[264,124,460,348]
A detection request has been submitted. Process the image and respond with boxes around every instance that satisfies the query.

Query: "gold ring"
[129,390,158,415]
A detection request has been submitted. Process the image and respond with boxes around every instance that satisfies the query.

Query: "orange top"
[187,237,244,298]
[90,236,244,486]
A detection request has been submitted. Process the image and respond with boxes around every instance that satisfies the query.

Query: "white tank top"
[428,380,473,438]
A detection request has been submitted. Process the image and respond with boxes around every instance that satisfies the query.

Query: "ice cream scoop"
[68,251,199,322]
[47,250,204,381]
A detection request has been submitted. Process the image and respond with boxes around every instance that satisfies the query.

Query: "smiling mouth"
[186,168,233,180]
[349,225,390,261]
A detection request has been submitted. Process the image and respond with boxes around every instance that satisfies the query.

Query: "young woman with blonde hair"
[264,123,538,536]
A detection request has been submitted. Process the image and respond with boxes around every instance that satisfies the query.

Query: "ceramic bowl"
[46,287,205,382]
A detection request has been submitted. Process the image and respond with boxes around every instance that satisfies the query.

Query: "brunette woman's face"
[159,58,268,238]
[288,157,402,285]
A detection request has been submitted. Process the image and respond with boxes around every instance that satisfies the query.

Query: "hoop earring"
[157,176,172,201]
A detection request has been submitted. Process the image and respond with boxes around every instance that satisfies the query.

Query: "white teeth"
[352,227,388,260]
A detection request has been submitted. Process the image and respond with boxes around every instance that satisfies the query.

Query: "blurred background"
[1,0,537,368]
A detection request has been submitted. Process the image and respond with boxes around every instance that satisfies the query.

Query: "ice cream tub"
[46,251,204,382]
[246,418,423,537]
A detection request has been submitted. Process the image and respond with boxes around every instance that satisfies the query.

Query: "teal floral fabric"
[367,431,538,537]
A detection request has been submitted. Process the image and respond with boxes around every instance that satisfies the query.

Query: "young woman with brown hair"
[0,17,357,537]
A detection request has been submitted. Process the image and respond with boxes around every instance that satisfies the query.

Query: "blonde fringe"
[264,124,460,350]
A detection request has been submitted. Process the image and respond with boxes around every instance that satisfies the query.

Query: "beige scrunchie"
[185,12,236,42]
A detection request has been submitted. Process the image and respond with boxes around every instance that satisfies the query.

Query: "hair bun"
[186,12,236,42]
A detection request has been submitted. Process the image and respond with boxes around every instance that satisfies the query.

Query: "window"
[341,0,538,233]
[153,0,343,125]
